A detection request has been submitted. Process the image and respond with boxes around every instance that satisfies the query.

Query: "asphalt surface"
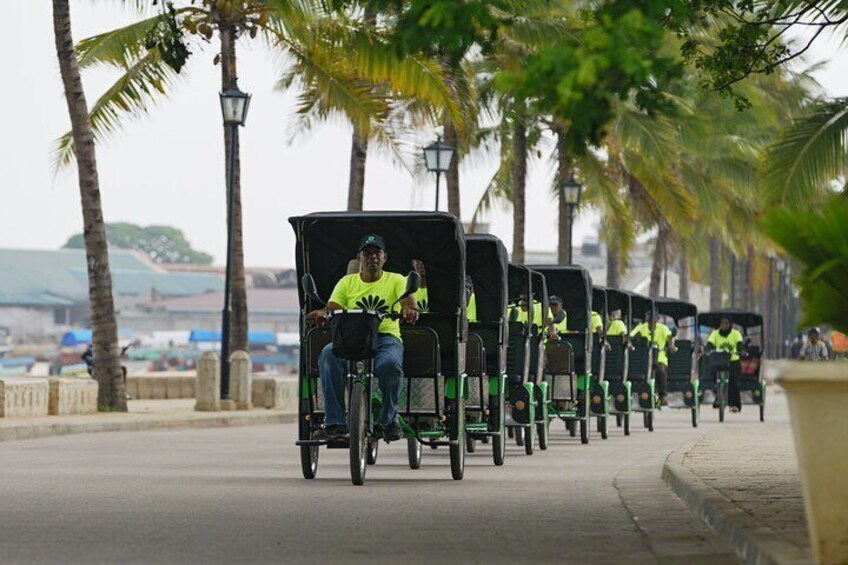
[0,404,747,564]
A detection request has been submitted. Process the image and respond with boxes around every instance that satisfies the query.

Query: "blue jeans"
[319,334,404,427]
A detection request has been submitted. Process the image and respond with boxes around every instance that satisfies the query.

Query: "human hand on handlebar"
[402,305,419,324]
[306,308,328,327]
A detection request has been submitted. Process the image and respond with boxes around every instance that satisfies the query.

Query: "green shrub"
[761,196,848,334]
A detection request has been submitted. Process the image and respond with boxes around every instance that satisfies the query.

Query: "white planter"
[777,361,848,565]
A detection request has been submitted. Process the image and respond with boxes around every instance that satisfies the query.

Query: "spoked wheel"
[449,397,465,480]
[407,437,422,470]
[580,419,589,444]
[643,410,654,432]
[466,434,476,453]
[349,381,368,486]
[623,413,630,436]
[537,421,549,450]
[598,416,608,440]
[300,444,319,479]
[691,407,699,428]
[524,425,534,455]
[366,437,379,465]
[615,413,622,427]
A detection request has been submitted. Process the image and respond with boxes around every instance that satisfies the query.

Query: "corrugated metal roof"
[0,248,223,307]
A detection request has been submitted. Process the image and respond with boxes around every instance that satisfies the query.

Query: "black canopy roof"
[592,286,608,316]
[654,297,698,323]
[288,212,466,316]
[508,263,533,325]
[466,234,509,323]
[526,265,592,332]
[698,309,763,330]
[606,288,631,324]
[628,292,654,323]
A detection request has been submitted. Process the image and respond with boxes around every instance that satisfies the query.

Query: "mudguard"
[590,380,610,416]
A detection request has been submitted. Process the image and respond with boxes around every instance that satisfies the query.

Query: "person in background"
[590,310,603,334]
[798,327,829,361]
[547,295,568,340]
[465,275,478,322]
[706,316,744,412]
[607,309,627,336]
[411,259,428,312]
[631,311,676,406]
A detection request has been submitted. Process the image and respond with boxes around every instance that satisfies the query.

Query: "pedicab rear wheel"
[507,427,515,439]
[300,445,319,480]
[466,434,476,453]
[623,413,630,436]
[449,397,465,480]
[643,410,654,432]
[598,416,608,440]
[493,430,505,466]
[407,437,422,470]
[615,413,622,427]
[366,438,379,465]
[567,420,576,437]
[515,426,525,446]
[524,425,534,455]
[691,407,698,428]
[759,403,765,422]
[349,381,368,486]
[580,419,589,444]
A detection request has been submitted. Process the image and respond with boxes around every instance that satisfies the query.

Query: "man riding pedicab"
[705,315,745,413]
[630,311,676,407]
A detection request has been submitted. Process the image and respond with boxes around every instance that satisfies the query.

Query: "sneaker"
[384,418,403,442]
[312,424,348,441]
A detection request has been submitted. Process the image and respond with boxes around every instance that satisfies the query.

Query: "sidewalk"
[0,399,296,443]
[663,392,812,565]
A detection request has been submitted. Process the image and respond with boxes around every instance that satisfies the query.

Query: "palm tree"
[52,0,127,411]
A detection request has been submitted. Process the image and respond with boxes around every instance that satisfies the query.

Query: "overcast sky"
[3,3,847,268]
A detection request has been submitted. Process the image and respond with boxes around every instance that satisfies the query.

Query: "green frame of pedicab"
[528,264,596,444]
[627,292,657,431]
[464,234,510,465]
[698,309,767,422]
[604,288,633,435]
[289,211,468,480]
[654,297,700,428]
[505,263,537,454]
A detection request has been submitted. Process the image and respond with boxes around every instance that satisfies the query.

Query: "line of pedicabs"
[290,212,767,485]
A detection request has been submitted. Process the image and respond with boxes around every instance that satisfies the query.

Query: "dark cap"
[549,295,562,305]
[358,234,386,252]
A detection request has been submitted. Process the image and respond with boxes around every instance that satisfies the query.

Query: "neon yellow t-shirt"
[329,271,407,339]
[630,322,672,365]
[549,310,567,336]
[708,329,744,362]
[607,319,627,336]
[591,311,603,334]
[467,292,477,322]
[516,301,544,329]
[413,287,429,313]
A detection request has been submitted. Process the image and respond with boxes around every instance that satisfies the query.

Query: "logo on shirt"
[356,294,388,313]
[417,298,429,312]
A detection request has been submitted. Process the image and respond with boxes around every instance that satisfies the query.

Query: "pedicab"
[654,298,700,428]
[527,269,551,449]
[504,264,537,455]
[590,285,610,439]
[627,292,656,431]
[463,234,509,465]
[290,211,468,484]
[698,310,766,422]
[529,264,597,444]
[604,288,632,435]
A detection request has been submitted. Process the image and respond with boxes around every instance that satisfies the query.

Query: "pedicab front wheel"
[367,438,379,465]
[537,421,549,450]
[759,403,765,422]
[623,413,630,436]
[349,381,368,486]
[691,407,698,428]
[449,398,466,480]
[643,410,654,432]
[407,437,422,470]
[300,445,319,480]
[524,425,534,455]
[598,416,608,440]
[580,418,589,444]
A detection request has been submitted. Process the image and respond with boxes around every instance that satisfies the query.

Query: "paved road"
[0,402,757,564]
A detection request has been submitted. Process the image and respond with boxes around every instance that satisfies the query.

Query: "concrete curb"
[662,445,811,565]
[0,411,297,443]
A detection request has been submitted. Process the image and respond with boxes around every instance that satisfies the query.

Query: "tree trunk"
[679,249,690,301]
[347,127,368,211]
[220,24,248,352]
[607,239,621,289]
[649,224,670,299]
[511,103,527,263]
[555,125,572,265]
[53,0,126,411]
[444,120,461,218]
[709,236,722,309]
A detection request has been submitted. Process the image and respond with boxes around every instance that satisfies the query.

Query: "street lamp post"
[219,82,251,400]
[562,172,583,265]
[423,137,454,212]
